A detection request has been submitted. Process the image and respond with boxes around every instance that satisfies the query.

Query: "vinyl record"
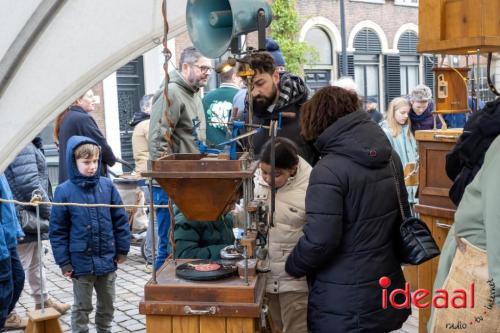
[175,259,237,281]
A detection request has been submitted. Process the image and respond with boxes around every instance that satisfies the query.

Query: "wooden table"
[139,259,266,333]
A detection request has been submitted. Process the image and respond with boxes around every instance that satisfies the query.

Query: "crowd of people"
[1,36,498,333]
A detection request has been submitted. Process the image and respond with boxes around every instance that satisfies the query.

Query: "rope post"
[31,189,45,312]
[147,160,157,284]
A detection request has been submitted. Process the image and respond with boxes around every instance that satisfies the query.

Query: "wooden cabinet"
[139,260,266,333]
[413,129,461,333]
[418,0,500,54]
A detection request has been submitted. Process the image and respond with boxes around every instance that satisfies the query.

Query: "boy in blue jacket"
[0,174,26,331]
[49,136,130,333]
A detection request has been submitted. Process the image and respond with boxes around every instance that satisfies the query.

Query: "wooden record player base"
[146,315,256,333]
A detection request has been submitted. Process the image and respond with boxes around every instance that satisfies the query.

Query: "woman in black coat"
[5,138,70,314]
[54,89,117,183]
[285,86,410,333]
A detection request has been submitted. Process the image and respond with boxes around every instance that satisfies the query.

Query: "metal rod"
[339,0,348,76]
[475,49,480,112]
[269,121,276,228]
[148,161,157,284]
[34,191,45,312]
[244,247,249,285]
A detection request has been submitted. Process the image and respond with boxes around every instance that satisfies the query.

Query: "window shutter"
[354,28,382,53]
[397,31,418,54]
[424,55,436,90]
[384,55,401,106]
[337,54,355,78]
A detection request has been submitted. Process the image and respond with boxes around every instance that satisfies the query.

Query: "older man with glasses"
[148,46,212,269]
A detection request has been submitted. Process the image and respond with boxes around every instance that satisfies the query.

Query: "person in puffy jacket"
[0,174,25,331]
[5,138,70,315]
[285,86,410,333]
[49,135,130,333]
[255,137,311,333]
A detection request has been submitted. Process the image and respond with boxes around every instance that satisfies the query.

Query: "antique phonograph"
[138,1,284,332]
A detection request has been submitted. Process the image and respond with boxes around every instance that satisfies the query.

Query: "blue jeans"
[152,186,170,269]
[0,249,25,330]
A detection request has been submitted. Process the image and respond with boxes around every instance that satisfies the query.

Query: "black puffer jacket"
[285,110,410,333]
[5,139,51,243]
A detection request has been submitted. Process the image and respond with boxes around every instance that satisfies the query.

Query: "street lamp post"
[339,0,348,76]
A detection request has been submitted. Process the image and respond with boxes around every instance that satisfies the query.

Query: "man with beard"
[148,46,212,269]
[240,52,316,165]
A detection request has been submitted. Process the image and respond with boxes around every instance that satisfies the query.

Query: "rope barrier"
[0,198,170,209]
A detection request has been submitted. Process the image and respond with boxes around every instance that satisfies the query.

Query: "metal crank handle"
[183,305,217,315]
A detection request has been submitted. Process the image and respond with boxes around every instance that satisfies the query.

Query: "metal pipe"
[339,0,348,76]
[34,190,45,312]
[148,160,157,284]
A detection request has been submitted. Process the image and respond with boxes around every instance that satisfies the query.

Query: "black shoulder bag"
[390,157,440,265]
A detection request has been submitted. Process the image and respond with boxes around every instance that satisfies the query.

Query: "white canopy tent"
[0,0,187,172]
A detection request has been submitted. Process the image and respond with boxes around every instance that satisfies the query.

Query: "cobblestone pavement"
[9,241,418,333]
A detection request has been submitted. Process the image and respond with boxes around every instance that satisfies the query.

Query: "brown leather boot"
[35,298,71,315]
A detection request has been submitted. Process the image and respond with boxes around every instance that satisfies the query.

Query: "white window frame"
[394,0,419,7]
[350,0,385,4]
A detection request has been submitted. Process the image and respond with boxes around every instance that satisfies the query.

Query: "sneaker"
[4,312,27,330]
[35,298,71,315]
[144,263,153,273]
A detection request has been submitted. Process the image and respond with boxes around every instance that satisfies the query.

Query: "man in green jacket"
[147,46,212,269]
[149,46,211,158]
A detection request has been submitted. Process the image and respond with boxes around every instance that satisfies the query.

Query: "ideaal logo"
[379,276,475,309]
[379,276,496,330]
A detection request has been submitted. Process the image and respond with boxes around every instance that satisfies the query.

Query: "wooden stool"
[25,307,63,333]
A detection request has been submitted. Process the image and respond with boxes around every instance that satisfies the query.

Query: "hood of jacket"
[316,110,392,169]
[169,70,199,95]
[129,111,150,127]
[66,135,102,188]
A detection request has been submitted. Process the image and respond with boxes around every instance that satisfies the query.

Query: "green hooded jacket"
[170,209,235,260]
[149,70,207,159]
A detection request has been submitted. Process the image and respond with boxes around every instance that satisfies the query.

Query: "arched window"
[353,28,381,106]
[398,31,419,96]
[304,27,334,94]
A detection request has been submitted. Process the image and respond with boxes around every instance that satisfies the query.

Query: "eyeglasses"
[191,64,213,74]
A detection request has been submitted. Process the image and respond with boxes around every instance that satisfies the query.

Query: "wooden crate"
[418,0,500,54]
[139,260,266,333]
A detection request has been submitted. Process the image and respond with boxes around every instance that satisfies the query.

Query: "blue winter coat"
[5,140,51,243]
[0,174,24,262]
[49,136,130,277]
